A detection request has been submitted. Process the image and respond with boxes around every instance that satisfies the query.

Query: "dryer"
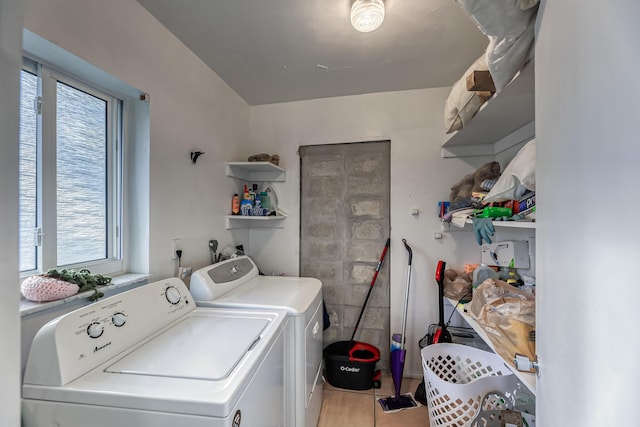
[190,256,323,427]
[22,277,287,427]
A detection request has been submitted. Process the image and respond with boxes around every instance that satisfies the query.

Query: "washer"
[22,277,287,427]
[190,256,323,427]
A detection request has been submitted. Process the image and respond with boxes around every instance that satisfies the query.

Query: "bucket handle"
[348,342,381,362]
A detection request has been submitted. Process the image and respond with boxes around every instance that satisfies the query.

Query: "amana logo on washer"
[340,365,360,373]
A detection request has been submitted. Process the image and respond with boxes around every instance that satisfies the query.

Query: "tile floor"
[318,374,429,427]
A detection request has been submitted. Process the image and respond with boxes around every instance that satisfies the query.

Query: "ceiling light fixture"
[350,0,385,33]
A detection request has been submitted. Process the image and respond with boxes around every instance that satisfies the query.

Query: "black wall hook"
[190,151,204,163]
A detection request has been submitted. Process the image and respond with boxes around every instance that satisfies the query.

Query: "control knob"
[165,286,181,305]
[112,312,127,327]
[87,322,104,339]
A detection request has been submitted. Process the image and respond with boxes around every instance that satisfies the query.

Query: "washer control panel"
[23,277,194,387]
[190,256,259,301]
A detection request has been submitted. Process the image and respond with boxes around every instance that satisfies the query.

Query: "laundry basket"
[421,343,518,427]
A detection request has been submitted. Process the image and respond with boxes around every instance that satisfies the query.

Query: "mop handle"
[370,238,390,288]
[399,239,412,352]
[348,238,391,346]
[403,239,412,266]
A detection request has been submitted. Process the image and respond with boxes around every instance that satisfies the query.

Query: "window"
[19,61,123,275]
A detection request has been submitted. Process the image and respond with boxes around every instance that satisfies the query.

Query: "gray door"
[299,141,391,370]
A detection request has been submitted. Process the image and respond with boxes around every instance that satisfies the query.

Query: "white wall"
[249,90,497,376]
[536,0,640,424]
[0,0,22,424]
[23,0,252,281]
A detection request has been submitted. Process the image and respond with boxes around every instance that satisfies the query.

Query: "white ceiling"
[136,0,487,106]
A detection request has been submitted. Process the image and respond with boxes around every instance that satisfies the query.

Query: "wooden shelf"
[442,61,535,158]
[446,297,536,395]
[225,162,285,182]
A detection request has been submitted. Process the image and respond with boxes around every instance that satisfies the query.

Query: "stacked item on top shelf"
[444,0,540,134]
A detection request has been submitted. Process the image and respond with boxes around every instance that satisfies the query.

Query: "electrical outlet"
[171,239,182,260]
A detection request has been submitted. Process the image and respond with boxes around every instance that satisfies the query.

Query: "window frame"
[19,58,125,277]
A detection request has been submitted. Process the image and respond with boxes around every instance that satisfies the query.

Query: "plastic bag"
[468,279,535,369]
[443,269,472,301]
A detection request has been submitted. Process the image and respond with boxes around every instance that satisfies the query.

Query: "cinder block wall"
[299,141,391,371]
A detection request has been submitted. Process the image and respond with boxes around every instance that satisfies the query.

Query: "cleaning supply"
[260,191,270,212]
[325,238,389,391]
[505,268,521,286]
[432,259,452,344]
[476,206,512,218]
[472,263,497,294]
[252,192,266,216]
[240,184,253,215]
[500,261,522,287]
[264,186,278,215]
[231,194,240,215]
[378,239,419,413]
[390,333,402,353]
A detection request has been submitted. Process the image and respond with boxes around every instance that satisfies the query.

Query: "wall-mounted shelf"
[225,162,285,182]
[225,214,287,230]
[441,61,535,158]
[442,219,536,231]
[225,161,287,229]
[467,218,535,229]
[446,297,536,395]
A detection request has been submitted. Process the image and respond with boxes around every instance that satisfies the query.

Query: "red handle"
[370,238,390,288]
[348,342,381,363]
[433,328,442,344]
[435,260,446,284]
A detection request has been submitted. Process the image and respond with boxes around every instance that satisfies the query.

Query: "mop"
[378,239,419,412]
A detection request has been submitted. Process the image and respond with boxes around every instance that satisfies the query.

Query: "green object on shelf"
[476,206,512,218]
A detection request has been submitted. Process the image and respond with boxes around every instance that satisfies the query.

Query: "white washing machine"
[190,256,323,427]
[22,277,288,427]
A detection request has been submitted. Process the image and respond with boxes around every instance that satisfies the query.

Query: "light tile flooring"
[318,374,429,427]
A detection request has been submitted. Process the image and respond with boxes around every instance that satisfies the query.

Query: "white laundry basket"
[421,343,518,427]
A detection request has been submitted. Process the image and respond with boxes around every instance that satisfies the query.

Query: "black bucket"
[323,341,380,390]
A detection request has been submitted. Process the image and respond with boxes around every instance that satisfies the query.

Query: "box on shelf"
[466,70,496,92]
[515,191,535,214]
[504,191,535,215]
[482,240,530,268]
[438,201,450,218]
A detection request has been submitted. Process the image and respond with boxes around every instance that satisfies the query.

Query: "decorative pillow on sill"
[21,275,80,302]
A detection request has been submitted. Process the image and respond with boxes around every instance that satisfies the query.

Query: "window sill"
[20,273,150,317]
